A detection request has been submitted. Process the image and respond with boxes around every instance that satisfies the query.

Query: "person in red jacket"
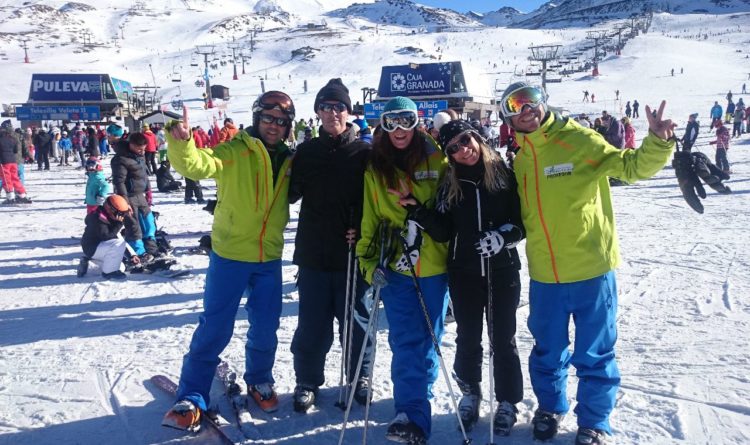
[142,123,158,175]
[709,121,731,173]
[622,117,636,149]
[218,118,238,143]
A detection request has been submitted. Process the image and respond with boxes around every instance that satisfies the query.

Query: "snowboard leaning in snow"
[150,374,245,445]
[216,361,263,440]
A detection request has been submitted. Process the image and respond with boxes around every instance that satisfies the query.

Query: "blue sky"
[416,0,548,13]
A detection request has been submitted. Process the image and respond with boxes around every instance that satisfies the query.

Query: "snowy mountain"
[327,0,481,29]
[476,6,523,27]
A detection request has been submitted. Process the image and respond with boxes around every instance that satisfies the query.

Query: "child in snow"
[78,194,139,280]
[84,158,111,214]
[156,159,182,192]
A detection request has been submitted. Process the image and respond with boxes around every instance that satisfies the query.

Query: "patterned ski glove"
[371,266,388,289]
[395,219,423,272]
[475,230,505,258]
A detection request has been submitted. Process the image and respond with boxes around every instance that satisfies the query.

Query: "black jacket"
[412,161,524,273]
[0,130,20,164]
[85,133,100,158]
[682,121,699,150]
[289,124,371,271]
[156,164,176,191]
[110,140,151,208]
[32,131,52,155]
[81,207,125,258]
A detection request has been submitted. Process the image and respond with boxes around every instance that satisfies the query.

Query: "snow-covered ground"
[2,7,750,445]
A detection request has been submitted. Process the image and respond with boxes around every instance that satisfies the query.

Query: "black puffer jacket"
[289,124,371,271]
[81,207,124,258]
[0,130,20,164]
[412,160,524,273]
[110,140,151,208]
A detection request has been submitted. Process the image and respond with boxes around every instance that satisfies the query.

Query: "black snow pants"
[449,266,523,404]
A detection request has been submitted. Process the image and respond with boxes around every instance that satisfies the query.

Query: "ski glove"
[475,224,521,258]
[476,231,505,258]
[371,266,388,289]
[673,151,731,214]
[395,219,423,272]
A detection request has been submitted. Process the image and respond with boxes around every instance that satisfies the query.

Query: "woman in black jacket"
[402,119,525,435]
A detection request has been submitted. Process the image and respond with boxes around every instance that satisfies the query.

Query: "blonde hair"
[442,133,508,208]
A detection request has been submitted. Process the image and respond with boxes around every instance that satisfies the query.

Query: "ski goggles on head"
[317,102,348,113]
[380,110,419,132]
[259,114,289,127]
[501,86,546,117]
[253,91,295,120]
[444,131,475,155]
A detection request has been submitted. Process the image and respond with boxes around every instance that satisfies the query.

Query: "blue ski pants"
[527,271,620,434]
[380,270,448,439]
[176,253,282,410]
[126,206,156,256]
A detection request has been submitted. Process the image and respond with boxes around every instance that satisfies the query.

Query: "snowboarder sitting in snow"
[78,194,140,280]
[84,158,111,214]
[155,159,182,193]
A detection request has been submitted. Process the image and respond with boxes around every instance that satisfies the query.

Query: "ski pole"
[335,236,355,409]
[486,255,496,445]
[397,234,472,445]
[338,220,390,445]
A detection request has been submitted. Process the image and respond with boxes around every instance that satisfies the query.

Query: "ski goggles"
[380,110,419,132]
[501,86,546,117]
[259,114,289,127]
[444,132,475,155]
[317,102,348,113]
[253,91,295,120]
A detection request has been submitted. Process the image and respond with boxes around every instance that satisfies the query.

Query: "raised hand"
[167,106,191,141]
[645,100,677,140]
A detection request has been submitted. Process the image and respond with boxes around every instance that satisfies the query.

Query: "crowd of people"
[6,76,741,445]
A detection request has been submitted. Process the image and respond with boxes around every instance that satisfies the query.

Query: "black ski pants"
[184,178,203,201]
[449,267,523,404]
[36,148,50,170]
[145,151,158,175]
[291,265,373,388]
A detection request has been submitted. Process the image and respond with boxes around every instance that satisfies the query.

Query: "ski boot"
[292,384,317,413]
[532,408,565,441]
[162,399,201,432]
[493,400,518,436]
[76,257,90,278]
[385,412,426,444]
[575,427,610,445]
[102,270,127,280]
[353,378,371,406]
[249,382,279,413]
[455,376,480,432]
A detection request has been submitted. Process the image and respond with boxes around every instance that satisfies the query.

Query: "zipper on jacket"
[258,157,290,262]
[525,135,561,283]
[475,186,485,277]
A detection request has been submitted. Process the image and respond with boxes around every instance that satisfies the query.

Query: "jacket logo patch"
[414,170,440,180]
[544,163,573,178]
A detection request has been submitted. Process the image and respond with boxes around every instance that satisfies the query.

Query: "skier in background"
[632,99,640,118]
[681,113,700,151]
[710,101,723,130]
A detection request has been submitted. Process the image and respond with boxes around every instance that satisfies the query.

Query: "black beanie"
[314,78,352,113]
[438,119,475,150]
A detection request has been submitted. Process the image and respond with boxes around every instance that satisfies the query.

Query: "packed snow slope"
[1,8,750,445]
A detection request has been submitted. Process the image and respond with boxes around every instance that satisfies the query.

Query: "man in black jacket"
[156,159,182,192]
[288,78,374,412]
[681,113,700,151]
[111,131,159,260]
[32,128,52,171]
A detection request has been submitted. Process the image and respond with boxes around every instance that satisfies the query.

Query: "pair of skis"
[152,361,260,444]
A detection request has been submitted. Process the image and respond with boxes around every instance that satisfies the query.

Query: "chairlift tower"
[20,38,30,63]
[586,30,608,76]
[227,41,241,80]
[239,51,251,75]
[195,45,216,108]
[529,44,561,92]
[614,25,628,56]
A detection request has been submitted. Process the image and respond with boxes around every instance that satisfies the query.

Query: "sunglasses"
[501,86,546,117]
[445,133,474,155]
[259,114,289,127]
[253,91,295,117]
[380,110,419,132]
[317,102,348,113]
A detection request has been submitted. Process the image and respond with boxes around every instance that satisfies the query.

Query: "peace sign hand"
[166,106,191,141]
[645,100,677,141]
[387,179,415,207]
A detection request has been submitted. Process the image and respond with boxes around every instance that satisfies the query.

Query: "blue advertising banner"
[364,100,448,120]
[16,105,101,121]
[29,74,103,101]
[377,63,452,97]
[111,77,133,101]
